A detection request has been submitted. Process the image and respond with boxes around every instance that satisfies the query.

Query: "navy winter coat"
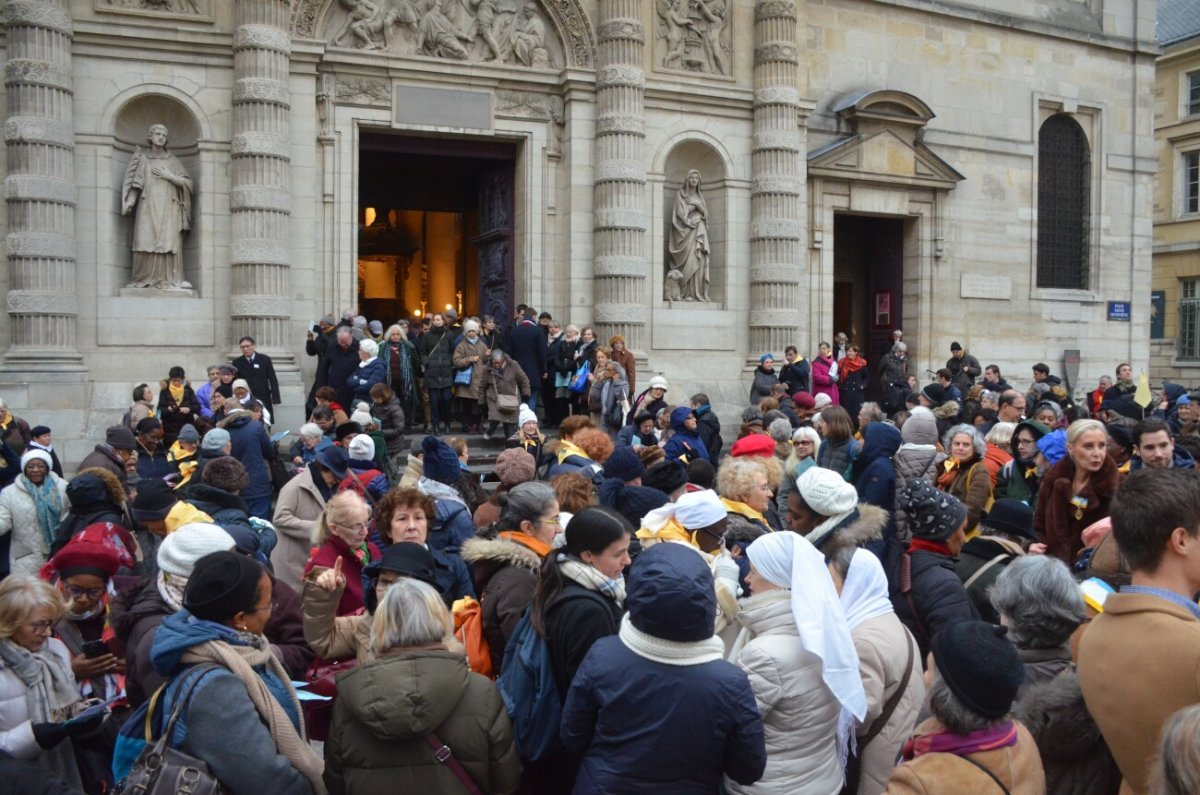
[346,357,386,404]
[426,497,477,557]
[852,422,902,549]
[221,414,273,504]
[430,545,475,601]
[508,319,547,386]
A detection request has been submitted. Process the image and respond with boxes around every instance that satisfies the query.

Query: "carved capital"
[751,175,802,196]
[233,77,291,107]
[5,117,74,148]
[754,44,798,64]
[752,131,800,152]
[4,232,74,260]
[749,219,804,241]
[233,24,291,54]
[595,113,645,135]
[4,59,72,91]
[4,175,75,205]
[230,239,290,267]
[5,289,77,316]
[754,0,796,22]
[594,255,648,278]
[3,2,73,35]
[231,132,291,159]
[594,159,647,183]
[230,295,292,318]
[754,86,799,107]
[597,19,644,44]
[597,65,645,88]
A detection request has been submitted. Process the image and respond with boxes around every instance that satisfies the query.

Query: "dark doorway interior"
[833,214,905,402]
[358,134,517,327]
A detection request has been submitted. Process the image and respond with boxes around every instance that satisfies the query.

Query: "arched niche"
[662,139,728,305]
[111,95,203,293]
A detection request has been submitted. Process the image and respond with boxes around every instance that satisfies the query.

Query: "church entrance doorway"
[357,133,517,329]
[832,213,908,403]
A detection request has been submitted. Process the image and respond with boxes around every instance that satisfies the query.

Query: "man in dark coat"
[233,336,281,411]
[219,403,275,520]
[305,314,336,412]
[79,426,137,486]
[691,393,723,463]
[945,342,982,395]
[508,308,548,412]
[320,326,360,409]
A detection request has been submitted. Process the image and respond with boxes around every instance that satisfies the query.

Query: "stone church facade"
[0,0,1156,465]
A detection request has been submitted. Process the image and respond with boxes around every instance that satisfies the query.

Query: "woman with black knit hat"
[884,621,1044,793]
[139,551,325,795]
[886,480,978,662]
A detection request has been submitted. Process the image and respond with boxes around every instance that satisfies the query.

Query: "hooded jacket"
[50,473,129,555]
[147,612,312,795]
[663,413,710,464]
[694,404,724,462]
[853,423,902,552]
[220,413,275,504]
[996,419,1051,508]
[323,650,521,795]
[809,504,889,562]
[460,534,546,674]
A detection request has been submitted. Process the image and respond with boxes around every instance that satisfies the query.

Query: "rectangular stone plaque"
[394,86,492,131]
[960,273,1012,300]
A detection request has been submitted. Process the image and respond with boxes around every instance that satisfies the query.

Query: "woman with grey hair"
[1003,556,1122,795]
[884,621,1044,793]
[323,578,522,793]
[462,481,560,672]
[1152,704,1200,795]
[289,422,331,470]
[936,423,992,535]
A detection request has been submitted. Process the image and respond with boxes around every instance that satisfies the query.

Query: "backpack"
[497,592,608,763]
[452,597,493,679]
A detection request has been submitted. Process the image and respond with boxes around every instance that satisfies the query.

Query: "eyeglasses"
[27,620,58,634]
[335,521,370,532]
[64,585,105,600]
[538,515,562,528]
[698,526,728,544]
[243,601,275,616]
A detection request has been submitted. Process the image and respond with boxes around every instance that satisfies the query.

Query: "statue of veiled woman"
[667,169,711,302]
[121,124,193,289]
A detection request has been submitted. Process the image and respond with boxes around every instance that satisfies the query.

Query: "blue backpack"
[497,593,607,762]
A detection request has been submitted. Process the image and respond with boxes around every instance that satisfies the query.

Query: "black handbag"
[117,664,226,795]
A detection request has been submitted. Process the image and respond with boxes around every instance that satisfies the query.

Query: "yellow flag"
[1134,371,1152,408]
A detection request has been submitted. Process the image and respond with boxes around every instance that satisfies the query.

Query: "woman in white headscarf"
[829,547,926,795]
[726,531,866,795]
[637,489,743,644]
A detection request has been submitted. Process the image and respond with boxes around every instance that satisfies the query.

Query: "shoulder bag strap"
[149,663,220,746]
[957,753,1012,795]
[900,552,931,648]
[858,630,916,749]
[962,553,1014,591]
[425,732,485,795]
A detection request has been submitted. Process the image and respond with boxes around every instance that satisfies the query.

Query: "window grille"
[1181,279,1200,360]
[1036,115,1091,290]
[1186,150,1199,215]
[1188,72,1200,117]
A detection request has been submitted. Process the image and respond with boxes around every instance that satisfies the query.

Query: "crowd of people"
[1,312,1200,794]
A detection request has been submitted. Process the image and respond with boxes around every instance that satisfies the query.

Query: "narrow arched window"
[1036,115,1090,289]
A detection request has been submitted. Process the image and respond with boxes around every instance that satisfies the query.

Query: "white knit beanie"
[518,404,537,428]
[157,523,236,578]
[797,467,858,517]
[348,434,375,462]
[350,409,374,428]
[19,449,52,472]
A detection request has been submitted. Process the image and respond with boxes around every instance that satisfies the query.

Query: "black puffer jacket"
[886,542,979,661]
[418,326,456,390]
[50,473,130,555]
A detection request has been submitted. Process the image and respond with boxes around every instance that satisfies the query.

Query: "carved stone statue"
[101,0,204,14]
[666,169,711,302]
[510,2,550,67]
[654,0,730,75]
[121,124,193,289]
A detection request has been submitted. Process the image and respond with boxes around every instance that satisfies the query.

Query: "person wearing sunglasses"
[303,491,379,618]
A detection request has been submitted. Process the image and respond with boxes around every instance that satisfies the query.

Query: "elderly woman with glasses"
[303,491,379,617]
[0,574,104,789]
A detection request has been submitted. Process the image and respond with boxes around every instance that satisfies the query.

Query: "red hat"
[791,392,816,410]
[730,433,777,459]
[39,522,135,581]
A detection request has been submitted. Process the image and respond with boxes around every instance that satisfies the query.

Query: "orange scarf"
[499,530,552,558]
[840,354,867,376]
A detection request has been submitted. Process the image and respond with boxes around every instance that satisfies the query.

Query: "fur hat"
[932,622,1024,719]
[200,456,249,494]
[898,479,966,541]
[796,467,858,517]
[494,448,536,487]
[421,435,461,485]
[157,523,236,578]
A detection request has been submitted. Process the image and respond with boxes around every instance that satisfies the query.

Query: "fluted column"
[230,0,294,364]
[749,0,803,359]
[592,1,647,351]
[2,0,84,372]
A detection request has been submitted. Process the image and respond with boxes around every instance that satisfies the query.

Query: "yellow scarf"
[499,530,552,558]
[720,497,768,527]
[168,383,185,404]
[636,517,696,545]
[556,439,590,464]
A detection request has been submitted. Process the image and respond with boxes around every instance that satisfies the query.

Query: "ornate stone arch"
[289,0,595,68]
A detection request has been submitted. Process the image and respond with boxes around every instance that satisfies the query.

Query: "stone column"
[749,0,804,359]
[592,1,647,351]
[230,0,294,365]
[2,0,84,373]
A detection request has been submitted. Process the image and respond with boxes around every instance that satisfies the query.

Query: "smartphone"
[308,321,319,333]
[81,639,110,659]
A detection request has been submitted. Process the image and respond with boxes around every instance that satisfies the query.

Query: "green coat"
[324,649,522,795]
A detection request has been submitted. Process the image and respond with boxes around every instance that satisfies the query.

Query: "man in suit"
[508,307,547,413]
[233,336,280,411]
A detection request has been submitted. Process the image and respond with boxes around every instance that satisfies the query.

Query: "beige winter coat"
[452,338,489,401]
[726,590,844,795]
[852,613,926,795]
[271,467,326,592]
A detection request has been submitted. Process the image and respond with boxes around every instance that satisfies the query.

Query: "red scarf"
[908,537,953,556]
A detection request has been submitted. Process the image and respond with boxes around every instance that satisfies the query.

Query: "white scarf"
[618,614,724,666]
[840,549,894,630]
[746,532,866,766]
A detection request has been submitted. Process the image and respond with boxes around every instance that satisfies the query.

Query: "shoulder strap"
[859,631,916,749]
[957,753,1013,795]
[962,553,1014,591]
[425,733,485,795]
[900,552,930,647]
[148,663,221,744]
